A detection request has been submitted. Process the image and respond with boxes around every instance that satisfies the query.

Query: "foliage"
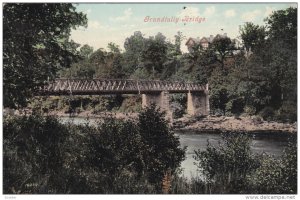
[211,36,235,70]
[80,44,94,59]
[193,133,260,193]
[239,22,266,51]
[3,115,69,193]
[3,105,185,194]
[250,140,297,194]
[138,104,186,188]
[259,107,275,121]
[3,3,87,108]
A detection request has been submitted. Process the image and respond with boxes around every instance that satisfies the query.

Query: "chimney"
[223,33,227,37]
[210,35,214,42]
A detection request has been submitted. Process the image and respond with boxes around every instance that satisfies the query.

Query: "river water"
[59,116,290,179]
[177,132,289,179]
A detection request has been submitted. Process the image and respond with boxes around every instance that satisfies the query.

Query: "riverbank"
[174,115,297,135]
[4,108,297,135]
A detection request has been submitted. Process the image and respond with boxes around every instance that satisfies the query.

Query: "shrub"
[3,105,185,194]
[193,132,260,194]
[275,101,297,122]
[138,104,186,189]
[3,115,69,193]
[259,107,275,121]
[244,105,256,116]
[250,140,297,194]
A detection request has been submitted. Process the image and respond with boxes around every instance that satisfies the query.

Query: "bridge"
[40,79,210,119]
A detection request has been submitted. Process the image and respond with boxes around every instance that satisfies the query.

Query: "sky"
[70,3,297,52]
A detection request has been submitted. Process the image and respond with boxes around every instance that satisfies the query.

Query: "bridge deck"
[39,79,207,95]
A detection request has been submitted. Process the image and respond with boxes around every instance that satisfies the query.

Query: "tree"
[265,7,297,106]
[239,22,266,52]
[194,133,260,194]
[107,42,121,54]
[141,33,168,78]
[174,31,185,56]
[266,7,297,50]
[80,44,94,59]
[250,141,297,194]
[3,115,69,193]
[123,31,146,74]
[3,3,87,108]
[211,36,235,70]
[138,104,185,189]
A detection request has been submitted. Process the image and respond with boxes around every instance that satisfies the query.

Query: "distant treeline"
[3,4,297,122]
[58,7,297,122]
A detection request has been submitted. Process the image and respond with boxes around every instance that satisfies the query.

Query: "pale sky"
[70,3,297,52]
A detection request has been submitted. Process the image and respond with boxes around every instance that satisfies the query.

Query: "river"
[177,132,289,179]
[59,116,290,179]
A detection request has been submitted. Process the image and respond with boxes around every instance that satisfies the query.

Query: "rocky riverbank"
[4,108,297,135]
[173,115,297,135]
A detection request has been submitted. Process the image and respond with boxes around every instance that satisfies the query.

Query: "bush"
[259,107,275,121]
[138,104,186,189]
[275,101,297,122]
[3,115,69,193]
[250,141,297,194]
[244,105,256,116]
[3,105,185,194]
[193,132,260,194]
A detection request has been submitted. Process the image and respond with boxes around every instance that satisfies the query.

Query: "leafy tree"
[174,31,185,56]
[3,115,69,193]
[250,140,297,194]
[141,33,168,78]
[194,133,260,194]
[265,7,297,108]
[80,44,94,59]
[266,7,297,49]
[239,22,266,52]
[108,42,121,54]
[124,31,146,75]
[211,36,235,70]
[209,68,231,115]
[138,104,185,189]
[3,3,87,108]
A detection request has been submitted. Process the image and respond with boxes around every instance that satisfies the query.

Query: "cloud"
[224,9,236,18]
[264,6,275,17]
[241,9,261,21]
[203,6,216,16]
[88,20,101,29]
[86,9,92,14]
[177,6,200,18]
[110,8,133,22]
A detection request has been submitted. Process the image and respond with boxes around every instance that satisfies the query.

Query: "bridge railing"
[40,79,207,94]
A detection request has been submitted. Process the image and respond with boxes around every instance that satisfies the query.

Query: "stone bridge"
[39,78,209,119]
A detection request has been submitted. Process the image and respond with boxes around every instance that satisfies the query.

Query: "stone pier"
[142,91,173,122]
[187,89,209,116]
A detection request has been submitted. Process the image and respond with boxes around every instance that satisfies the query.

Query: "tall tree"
[266,7,297,49]
[239,22,266,52]
[211,36,235,70]
[3,3,87,108]
[80,44,94,59]
[141,33,168,78]
[123,31,145,74]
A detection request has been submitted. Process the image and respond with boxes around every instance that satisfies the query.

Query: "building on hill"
[185,33,242,53]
